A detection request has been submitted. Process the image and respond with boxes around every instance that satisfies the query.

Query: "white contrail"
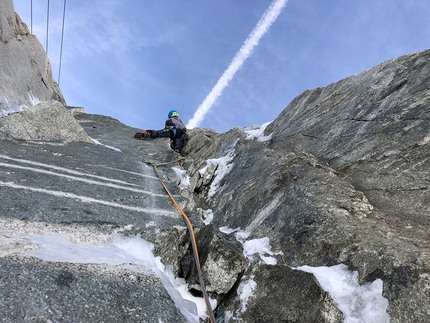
[187,0,288,129]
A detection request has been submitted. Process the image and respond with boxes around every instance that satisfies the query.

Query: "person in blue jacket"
[134,110,188,153]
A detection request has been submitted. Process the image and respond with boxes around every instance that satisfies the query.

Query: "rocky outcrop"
[0,0,86,143]
[0,100,92,142]
[180,49,430,322]
[238,265,344,323]
[0,0,64,117]
[179,225,248,297]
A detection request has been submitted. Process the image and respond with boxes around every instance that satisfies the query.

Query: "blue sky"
[13,0,430,133]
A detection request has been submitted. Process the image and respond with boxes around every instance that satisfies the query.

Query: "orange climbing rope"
[152,158,216,323]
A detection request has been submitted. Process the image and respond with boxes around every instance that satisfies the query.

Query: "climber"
[134,110,189,154]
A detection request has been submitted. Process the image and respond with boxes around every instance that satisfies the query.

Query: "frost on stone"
[219,227,282,265]
[28,91,40,106]
[172,167,191,189]
[201,209,214,225]
[237,275,257,314]
[0,91,39,117]
[296,264,390,323]
[199,139,238,199]
[244,121,273,142]
[27,232,216,323]
[0,94,24,117]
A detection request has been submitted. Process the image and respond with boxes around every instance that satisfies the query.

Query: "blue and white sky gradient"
[13,0,430,132]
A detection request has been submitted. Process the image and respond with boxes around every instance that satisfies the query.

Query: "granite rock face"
[0,121,190,322]
[238,266,344,323]
[268,49,430,225]
[180,49,430,322]
[0,0,64,117]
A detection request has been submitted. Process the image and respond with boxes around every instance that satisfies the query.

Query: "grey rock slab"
[74,112,183,162]
[0,138,185,233]
[0,134,193,321]
[0,109,203,322]
[0,256,186,323]
[74,112,190,207]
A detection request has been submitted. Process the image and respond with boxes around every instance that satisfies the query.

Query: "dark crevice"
[350,118,375,122]
[301,133,318,138]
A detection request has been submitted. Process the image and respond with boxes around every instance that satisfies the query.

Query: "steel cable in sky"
[46,0,50,53]
[58,0,67,85]
[187,0,288,129]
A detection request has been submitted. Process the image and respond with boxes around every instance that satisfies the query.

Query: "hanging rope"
[45,0,50,53]
[58,0,67,85]
[151,158,216,323]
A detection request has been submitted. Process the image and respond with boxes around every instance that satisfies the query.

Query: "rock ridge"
[178,49,429,322]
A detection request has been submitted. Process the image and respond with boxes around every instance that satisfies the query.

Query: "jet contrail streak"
[187,0,288,129]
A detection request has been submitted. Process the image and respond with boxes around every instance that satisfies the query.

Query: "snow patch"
[28,91,40,106]
[219,226,238,235]
[27,233,214,321]
[202,209,214,225]
[0,95,24,117]
[418,132,430,146]
[27,232,216,323]
[199,139,238,198]
[242,237,283,265]
[244,121,273,142]
[219,227,282,265]
[172,167,190,189]
[219,226,250,241]
[0,91,40,117]
[237,276,257,313]
[296,264,390,323]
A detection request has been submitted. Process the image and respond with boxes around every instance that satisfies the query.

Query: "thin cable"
[58,0,67,85]
[45,0,50,53]
[30,0,33,34]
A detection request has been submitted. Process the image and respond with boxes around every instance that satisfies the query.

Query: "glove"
[134,130,151,139]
